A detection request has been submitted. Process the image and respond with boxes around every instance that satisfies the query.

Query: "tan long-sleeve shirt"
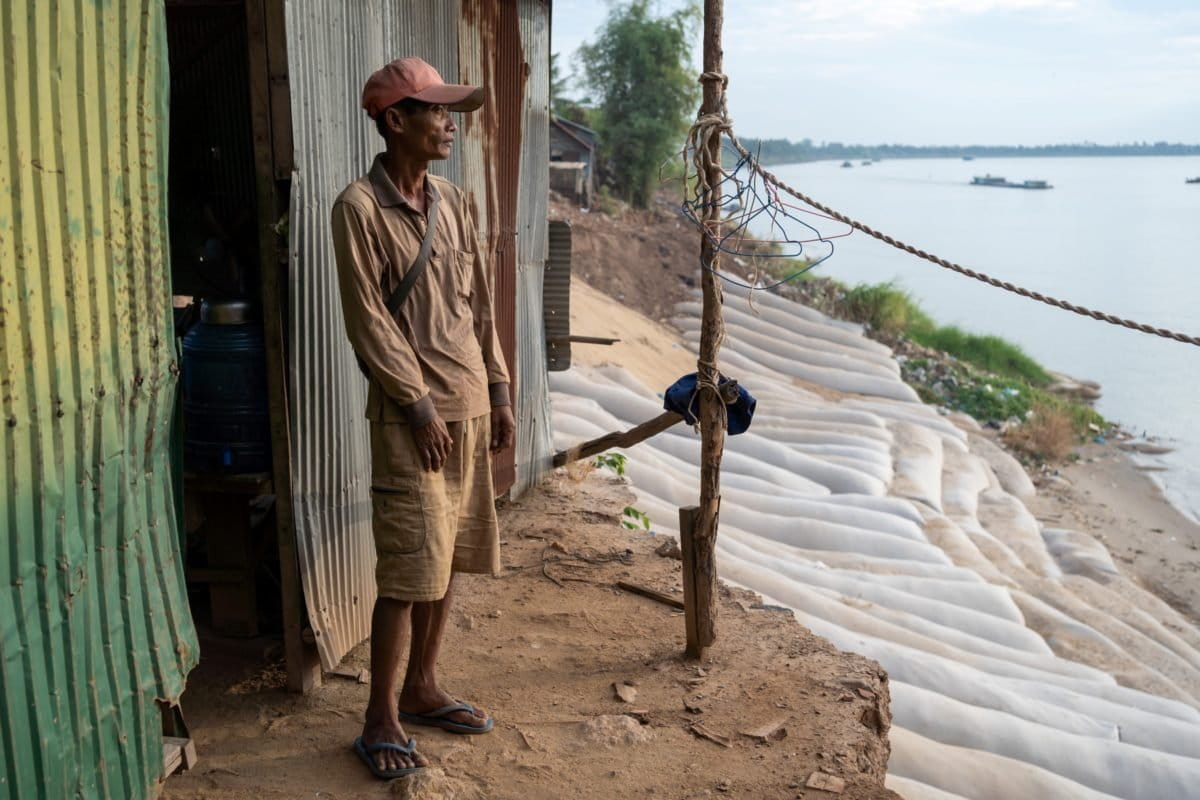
[331,154,509,426]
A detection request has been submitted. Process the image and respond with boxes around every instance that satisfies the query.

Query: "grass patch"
[831,281,1050,386]
[812,279,1104,461]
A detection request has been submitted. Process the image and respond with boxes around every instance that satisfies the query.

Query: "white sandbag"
[888,726,1122,800]
[819,493,927,524]
[675,315,901,379]
[726,511,950,564]
[677,297,896,364]
[713,279,888,345]
[885,774,971,800]
[968,431,1037,499]
[718,490,925,541]
[977,488,1062,579]
[920,514,1016,587]
[675,316,919,402]
[720,552,1103,688]
[847,398,970,443]
[890,420,944,510]
[1062,575,1200,675]
[1042,528,1120,578]
[748,423,894,450]
[891,681,1200,800]
[940,447,993,519]
[716,428,888,495]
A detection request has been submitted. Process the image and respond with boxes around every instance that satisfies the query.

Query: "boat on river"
[971,174,1052,189]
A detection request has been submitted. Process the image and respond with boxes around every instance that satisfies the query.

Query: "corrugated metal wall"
[0,3,198,798]
[513,1,554,492]
[284,0,552,669]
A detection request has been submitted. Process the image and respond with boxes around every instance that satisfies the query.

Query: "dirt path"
[164,472,897,800]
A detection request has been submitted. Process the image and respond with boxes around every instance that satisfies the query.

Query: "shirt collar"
[369,153,440,210]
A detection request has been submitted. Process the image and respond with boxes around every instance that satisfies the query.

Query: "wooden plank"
[163,736,198,776]
[552,411,683,467]
[615,580,685,610]
[244,0,320,693]
[264,0,292,178]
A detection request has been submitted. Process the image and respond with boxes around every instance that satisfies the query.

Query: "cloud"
[772,0,1085,29]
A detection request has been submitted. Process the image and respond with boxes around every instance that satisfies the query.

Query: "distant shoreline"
[738,141,1200,167]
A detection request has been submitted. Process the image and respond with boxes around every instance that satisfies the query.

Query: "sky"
[550,0,1200,146]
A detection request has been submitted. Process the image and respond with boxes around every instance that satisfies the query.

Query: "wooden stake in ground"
[690,0,726,659]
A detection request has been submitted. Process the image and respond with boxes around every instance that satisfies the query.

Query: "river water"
[749,155,1200,522]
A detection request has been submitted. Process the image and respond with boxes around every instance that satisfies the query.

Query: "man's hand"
[490,405,515,454]
[412,416,454,472]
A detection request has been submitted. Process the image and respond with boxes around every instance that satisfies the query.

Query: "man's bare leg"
[361,597,429,772]
[399,576,489,727]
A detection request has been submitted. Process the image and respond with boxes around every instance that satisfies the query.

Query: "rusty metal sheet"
[283,0,483,669]
[512,0,555,493]
[0,2,198,797]
[283,0,554,666]
[545,220,573,371]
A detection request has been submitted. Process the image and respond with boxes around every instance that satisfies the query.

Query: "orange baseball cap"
[361,57,485,119]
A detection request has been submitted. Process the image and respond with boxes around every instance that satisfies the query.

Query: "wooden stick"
[552,411,683,467]
[546,334,621,345]
[551,382,739,469]
[615,580,686,610]
[691,0,726,659]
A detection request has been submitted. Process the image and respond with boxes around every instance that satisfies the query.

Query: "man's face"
[389,103,457,161]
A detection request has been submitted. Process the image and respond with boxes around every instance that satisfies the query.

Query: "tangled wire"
[677,72,1200,348]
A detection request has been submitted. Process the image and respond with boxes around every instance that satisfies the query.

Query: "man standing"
[331,57,515,779]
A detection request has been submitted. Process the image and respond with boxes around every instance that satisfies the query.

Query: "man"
[330,57,515,779]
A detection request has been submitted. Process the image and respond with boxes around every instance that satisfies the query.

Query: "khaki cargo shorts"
[369,414,500,602]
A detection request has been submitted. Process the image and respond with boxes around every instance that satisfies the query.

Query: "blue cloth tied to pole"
[662,373,756,435]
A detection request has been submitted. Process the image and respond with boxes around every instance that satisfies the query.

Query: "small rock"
[739,717,788,742]
[805,772,845,794]
[716,779,731,792]
[655,539,683,560]
[576,715,652,747]
[613,682,638,703]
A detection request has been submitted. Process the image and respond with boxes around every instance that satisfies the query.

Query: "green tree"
[577,0,699,208]
[550,51,595,127]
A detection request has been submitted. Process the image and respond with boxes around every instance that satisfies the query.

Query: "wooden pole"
[679,506,707,656]
[690,0,726,658]
[245,0,320,692]
[552,411,683,467]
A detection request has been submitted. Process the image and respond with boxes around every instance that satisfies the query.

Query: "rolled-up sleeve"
[464,202,511,406]
[331,200,436,425]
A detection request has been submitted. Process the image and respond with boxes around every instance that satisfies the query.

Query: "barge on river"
[971,174,1052,189]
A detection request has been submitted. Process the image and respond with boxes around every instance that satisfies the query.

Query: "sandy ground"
[164,472,898,800]
[1026,442,1200,626]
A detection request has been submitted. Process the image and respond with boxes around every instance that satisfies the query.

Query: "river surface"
[749,155,1200,522]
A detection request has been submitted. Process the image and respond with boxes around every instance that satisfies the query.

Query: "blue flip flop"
[399,702,494,735]
[352,735,425,779]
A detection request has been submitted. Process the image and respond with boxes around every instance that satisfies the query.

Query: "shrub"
[1003,403,1077,462]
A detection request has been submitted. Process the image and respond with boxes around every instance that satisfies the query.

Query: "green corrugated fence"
[0,2,199,798]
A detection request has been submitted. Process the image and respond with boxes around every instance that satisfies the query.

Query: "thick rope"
[685,71,734,427]
[712,126,1200,348]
